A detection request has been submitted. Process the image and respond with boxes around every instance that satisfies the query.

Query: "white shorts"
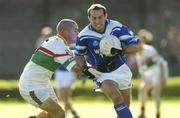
[143,60,169,86]
[97,64,133,90]
[19,86,58,107]
[55,70,76,89]
[162,60,169,80]
[143,67,161,86]
[19,62,58,107]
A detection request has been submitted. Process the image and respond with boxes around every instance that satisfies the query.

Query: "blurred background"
[0,1,180,118]
[0,0,180,78]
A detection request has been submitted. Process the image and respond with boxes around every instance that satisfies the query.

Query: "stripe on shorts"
[29,91,43,105]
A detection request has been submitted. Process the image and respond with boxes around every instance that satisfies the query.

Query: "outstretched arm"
[75,55,87,69]
[124,43,141,55]
[75,55,101,80]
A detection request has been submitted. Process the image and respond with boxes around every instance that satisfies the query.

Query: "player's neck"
[56,34,68,45]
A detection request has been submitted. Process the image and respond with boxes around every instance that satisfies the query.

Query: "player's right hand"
[99,35,124,56]
[111,48,124,56]
[83,67,101,80]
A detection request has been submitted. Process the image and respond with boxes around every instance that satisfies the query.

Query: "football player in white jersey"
[136,29,169,118]
[19,19,81,118]
[75,4,140,118]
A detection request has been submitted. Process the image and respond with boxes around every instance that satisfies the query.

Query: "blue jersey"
[76,19,139,71]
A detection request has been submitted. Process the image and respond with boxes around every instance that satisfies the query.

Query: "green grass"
[0,77,180,118]
[0,79,18,89]
[0,100,180,118]
[0,77,180,102]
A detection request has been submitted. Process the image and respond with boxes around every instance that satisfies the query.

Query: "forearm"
[70,56,87,74]
[124,44,141,55]
[75,55,87,69]
[71,63,83,74]
[75,55,101,80]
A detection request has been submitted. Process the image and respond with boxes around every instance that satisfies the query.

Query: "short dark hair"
[87,4,106,16]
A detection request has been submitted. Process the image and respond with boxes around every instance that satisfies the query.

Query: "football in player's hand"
[99,35,123,56]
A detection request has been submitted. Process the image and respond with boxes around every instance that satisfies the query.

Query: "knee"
[110,92,124,104]
[57,110,65,118]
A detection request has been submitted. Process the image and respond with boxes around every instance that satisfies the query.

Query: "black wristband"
[83,67,95,80]
[111,48,124,56]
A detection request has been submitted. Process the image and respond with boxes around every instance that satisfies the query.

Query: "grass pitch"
[0,100,180,118]
[0,77,180,118]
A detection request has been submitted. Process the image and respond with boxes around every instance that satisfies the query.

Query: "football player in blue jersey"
[75,3,140,118]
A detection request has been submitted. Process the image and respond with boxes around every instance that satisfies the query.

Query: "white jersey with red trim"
[19,36,76,91]
[136,44,168,86]
[136,44,159,75]
[32,36,75,72]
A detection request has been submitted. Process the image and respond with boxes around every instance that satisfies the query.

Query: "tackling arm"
[71,63,83,74]
[75,55,101,80]
[75,55,87,69]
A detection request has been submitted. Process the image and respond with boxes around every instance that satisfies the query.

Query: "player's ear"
[61,30,68,39]
[105,13,107,19]
[88,15,91,22]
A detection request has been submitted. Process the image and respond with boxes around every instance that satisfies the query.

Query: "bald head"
[56,19,78,45]
[56,19,78,34]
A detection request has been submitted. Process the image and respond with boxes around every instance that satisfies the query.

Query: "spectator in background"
[136,29,169,118]
[35,26,53,48]
[160,26,180,76]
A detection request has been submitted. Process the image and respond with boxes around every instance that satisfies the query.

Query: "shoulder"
[144,44,157,53]
[108,19,123,27]
[78,25,92,37]
[41,36,66,52]
[144,44,155,50]
[78,26,100,41]
[108,19,131,33]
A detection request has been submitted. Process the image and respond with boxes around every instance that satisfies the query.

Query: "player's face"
[88,9,107,32]
[68,23,79,44]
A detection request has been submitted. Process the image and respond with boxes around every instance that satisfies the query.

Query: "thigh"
[151,86,162,97]
[58,87,72,102]
[100,80,124,104]
[139,80,151,92]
